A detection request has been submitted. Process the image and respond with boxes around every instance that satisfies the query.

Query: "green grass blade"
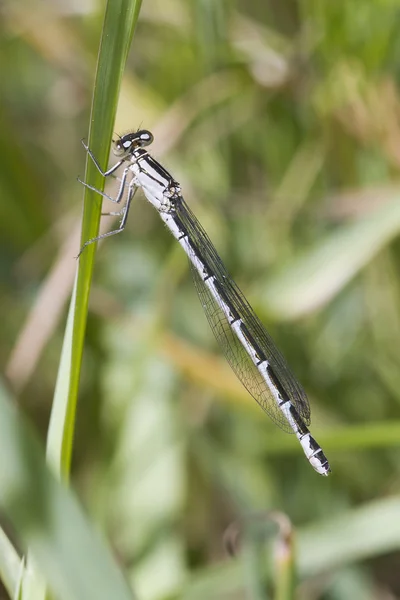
[46,0,142,481]
[298,495,400,576]
[46,273,78,475]
[13,555,25,600]
[0,380,135,600]
[259,420,400,456]
[263,196,400,320]
[0,526,22,599]
[273,521,295,600]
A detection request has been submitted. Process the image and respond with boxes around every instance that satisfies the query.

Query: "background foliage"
[2,0,400,598]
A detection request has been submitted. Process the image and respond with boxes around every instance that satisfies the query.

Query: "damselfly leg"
[77,140,139,257]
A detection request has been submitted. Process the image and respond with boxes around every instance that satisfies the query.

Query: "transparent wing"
[174,198,311,432]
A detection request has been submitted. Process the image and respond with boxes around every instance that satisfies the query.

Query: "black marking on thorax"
[134,149,175,187]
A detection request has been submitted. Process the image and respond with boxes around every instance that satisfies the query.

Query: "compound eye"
[138,130,154,147]
[113,138,131,156]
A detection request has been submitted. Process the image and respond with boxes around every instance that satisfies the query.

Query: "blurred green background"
[2,0,400,598]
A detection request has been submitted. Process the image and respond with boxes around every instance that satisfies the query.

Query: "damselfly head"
[113,130,154,156]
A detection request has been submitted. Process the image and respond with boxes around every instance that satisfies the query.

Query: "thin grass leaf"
[298,496,400,576]
[260,421,400,456]
[21,554,46,600]
[0,380,135,600]
[39,5,142,597]
[263,196,400,320]
[273,517,295,600]
[13,555,25,600]
[46,273,78,476]
[0,527,22,599]
[46,0,142,480]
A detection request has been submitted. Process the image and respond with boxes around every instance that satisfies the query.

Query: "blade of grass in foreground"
[263,196,400,320]
[46,0,142,481]
[0,381,135,600]
[0,526,22,599]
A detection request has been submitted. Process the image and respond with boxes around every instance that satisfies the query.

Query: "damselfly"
[79,130,331,476]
